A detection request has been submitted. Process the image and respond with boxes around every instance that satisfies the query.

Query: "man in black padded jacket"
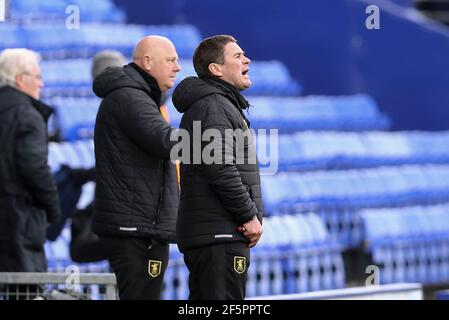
[92,36,181,300]
[0,48,61,273]
[172,35,264,300]
[0,49,61,298]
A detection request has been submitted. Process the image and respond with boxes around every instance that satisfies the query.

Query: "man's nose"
[174,61,181,72]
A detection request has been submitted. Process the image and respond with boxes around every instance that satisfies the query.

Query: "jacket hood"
[92,64,153,99]
[172,76,222,113]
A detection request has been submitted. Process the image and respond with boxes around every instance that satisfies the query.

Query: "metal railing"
[0,272,117,300]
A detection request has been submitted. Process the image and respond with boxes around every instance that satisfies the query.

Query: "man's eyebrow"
[233,51,244,57]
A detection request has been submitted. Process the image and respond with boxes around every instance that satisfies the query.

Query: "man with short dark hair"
[172,35,264,300]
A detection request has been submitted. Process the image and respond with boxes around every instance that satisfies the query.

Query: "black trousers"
[99,236,169,300]
[183,242,250,300]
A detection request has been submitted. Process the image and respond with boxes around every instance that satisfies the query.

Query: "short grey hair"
[0,48,41,88]
[92,50,127,79]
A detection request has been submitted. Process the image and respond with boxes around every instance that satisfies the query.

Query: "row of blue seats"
[51,125,449,171]
[360,205,449,284]
[44,77,302,140]
[9,0,125,23]
[51,128,427,172]
[283,204,449,251]
[361,205,449,244]
[40,58,300,94]
[45,214,345,298]
[0,23,201,59]
[47,94,383,141]
[167,94,390,132]
[285,204,449,252]
[47,141,449,212]
[47,140,449,216]
[257,131,449,171]
[248,94,390,132]
[261,165,449,213]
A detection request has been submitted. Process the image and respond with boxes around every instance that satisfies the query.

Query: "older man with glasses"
[0,49,61,291]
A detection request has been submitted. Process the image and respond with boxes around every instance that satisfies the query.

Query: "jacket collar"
[0,86,53,122]
[200,76,251,128]
[128,62,162,106]
[201,76,250,110]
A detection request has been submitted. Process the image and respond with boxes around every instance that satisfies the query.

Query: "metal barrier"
[248,283,423,300]
[0,272,117,300]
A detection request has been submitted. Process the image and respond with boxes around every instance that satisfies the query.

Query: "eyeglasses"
[22,72,43,80]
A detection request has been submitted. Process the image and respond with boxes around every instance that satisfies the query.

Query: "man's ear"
[15,74,25,90]
[143,55,154,71]
[208,63,222,77]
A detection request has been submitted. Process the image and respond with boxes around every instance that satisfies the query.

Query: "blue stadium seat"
[45,227,71,271]
[243,61,302,96]
[249,95,391,132]
[260,174,292,215]
[46,97,100,141]
[360,205,449,285]
[48,140,95,171]
[162,244,189,300]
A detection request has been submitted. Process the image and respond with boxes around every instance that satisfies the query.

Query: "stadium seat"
[360,205,449,285]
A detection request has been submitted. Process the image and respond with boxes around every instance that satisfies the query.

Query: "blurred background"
[2,0,449,300]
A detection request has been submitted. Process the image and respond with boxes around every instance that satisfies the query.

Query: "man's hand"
[238,217,263,248]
